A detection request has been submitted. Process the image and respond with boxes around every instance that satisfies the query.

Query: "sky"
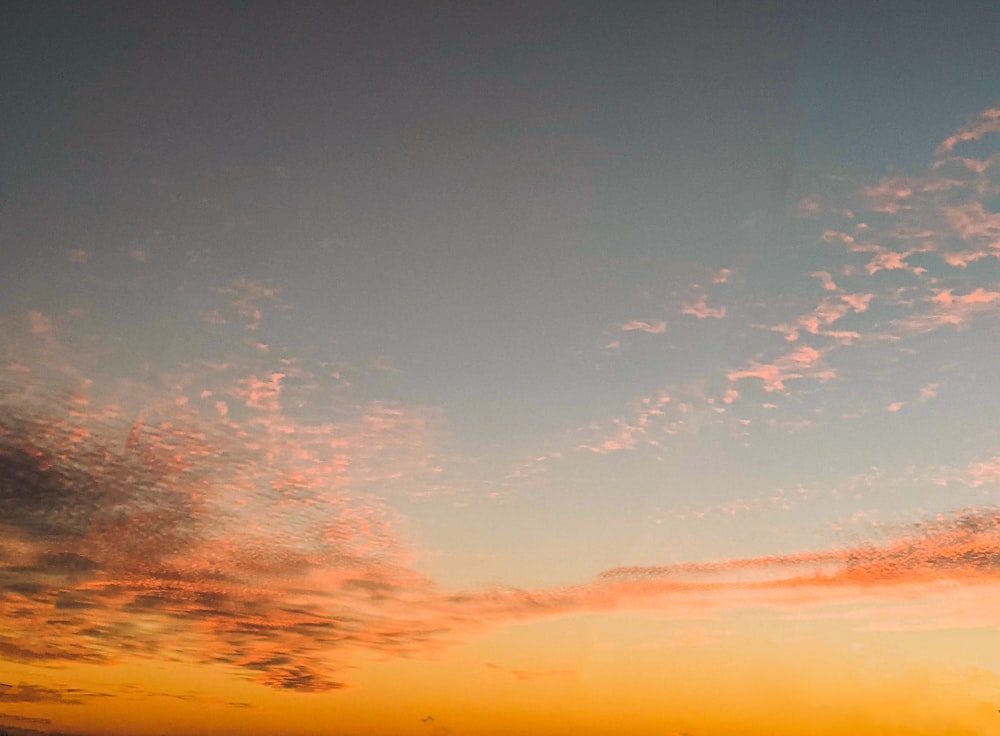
[1,1,999,734]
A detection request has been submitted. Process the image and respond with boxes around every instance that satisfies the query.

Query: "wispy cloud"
[935,108,1000,156]
[728,345,836,393]
[0,682,111,705]
[620,319,667,334]
[207,278,285,331]
[486,663,575,681]
[893,287,1000,335]
[681,294,726,320]
[4,312,1000,689]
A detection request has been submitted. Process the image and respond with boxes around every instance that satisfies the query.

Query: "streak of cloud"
[620,320,667,334]
[935,108,1000,156]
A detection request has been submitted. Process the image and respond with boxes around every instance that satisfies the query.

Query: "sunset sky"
[2,2,1000,735]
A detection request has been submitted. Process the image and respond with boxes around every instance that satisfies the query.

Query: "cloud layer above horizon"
[1,109,1000,695]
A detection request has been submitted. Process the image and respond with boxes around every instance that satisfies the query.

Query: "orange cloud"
[0,307,449,692]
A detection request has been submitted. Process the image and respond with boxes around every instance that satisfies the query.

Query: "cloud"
[3,110,999,694]
[935,108,1000,156]
[0,306,449,692]
[577,392,673,454]
[940,250,991,268]
[811,271,838,292]
[681,294,726,320]
[0,682,111,705]
[797,196,824,217]
[27,312,52,338]
[594,507,1000,594]
[918,382,939,402]
[893,287,1000,335]
[967,458,1000,488]
[620,319,667,334]
[840,293,873,312]
[861,177,918,214]
[486,663,575,681]
[728,345,836,393]
[210,278,285,330]
[946,202,1000,243]
[0,711,53,727]
[821,229,855,246]
[4,320,1000,688]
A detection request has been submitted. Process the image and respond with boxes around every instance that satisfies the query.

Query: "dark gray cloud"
[0,682,111,706]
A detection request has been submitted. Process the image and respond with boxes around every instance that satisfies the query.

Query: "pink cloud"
[772,294,869,343]
[940,250,991,268]
[594,508,1000,598]
[728,345,835,393]
[235,372,286,412]
[893,288,1000,335]
[861,177,917,214]
[0,306,454,691]
[862,176,963,215]
[933,287,1000,306]
[4,342,1000,690]
[797,197,824,217]
[811,271,838,292]
[681,294,726,320]
[27,311,52,337]
[822,229,855,246]
[935,152,1000,175]
[620,319,667,334]
[935,108,1000,156]
[946,202,1000,243]
[967,458,1000,488]
[841,293,873,312]
[577,391,674,455]
[213,278,284,330]
[918,382,939,402]
[864,248,923,275]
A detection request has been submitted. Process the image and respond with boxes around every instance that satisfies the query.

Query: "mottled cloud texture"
[0,299,445,692]
[571,107,1000,454]
[3,301,1000,690]
[2,110,1000,693]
